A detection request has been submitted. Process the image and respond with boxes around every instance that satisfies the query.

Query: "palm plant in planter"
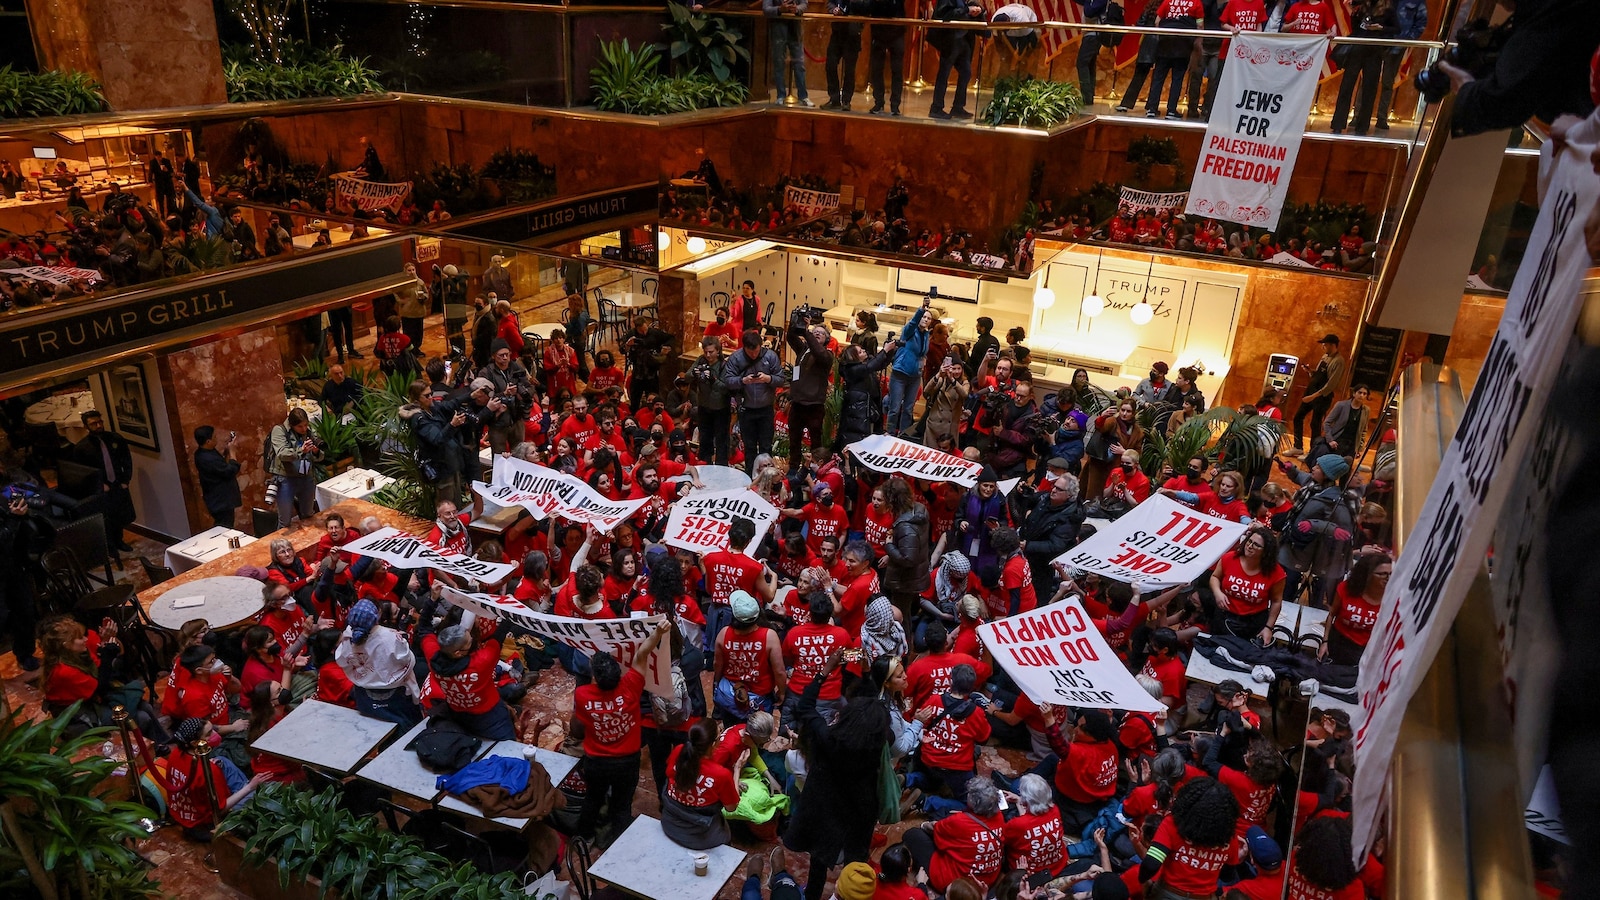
[662,1,751,82]
[351,374,436,519]
[983,77,1083,129]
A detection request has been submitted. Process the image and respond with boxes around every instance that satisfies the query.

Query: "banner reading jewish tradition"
[783,185,842,218]
[663,488,779,557]
[1117,187,1190,217]
[1052,493,1249,588]
[845,434,984,487]
[9,265,104,286]
[342,527,517,583]
[1350,113,1600,864]
[1185,33,1328,230]
[978,596,1167,713]
[476,456,647,533]
[331,173,414,212]
[439,587,675,698]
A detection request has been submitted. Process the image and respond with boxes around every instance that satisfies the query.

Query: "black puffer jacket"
[882,503,931,595]
[836,347,893,448]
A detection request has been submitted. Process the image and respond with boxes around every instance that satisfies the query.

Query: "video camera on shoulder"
[790,303,823,331]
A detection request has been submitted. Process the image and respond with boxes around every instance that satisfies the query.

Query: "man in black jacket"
[1019,474,1085,599]
[824,0,868,110]
[0,486,55,670]
[691,336,733,467]
[319,363,365,418]
[402,381,466,505]
[192,426,241,529]
[787,319,835,471]
[965,317,999,378]
[72,411,135,552]
[867,0,907,116]
[622,315,677,411]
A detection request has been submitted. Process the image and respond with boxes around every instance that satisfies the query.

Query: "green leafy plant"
[0,704,161,899]
[478,148,558,204]
[1127,135,1181,182]
[312,406,359,469]
[982,76,1082,129]
[591,40,748,115]
[0,66,109,119]
[223,43,385,102]
[662,1,751,83]
[1141,406,1284,478]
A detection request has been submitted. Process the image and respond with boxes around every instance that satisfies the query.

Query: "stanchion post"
[109,706,141,804]
[191,739,222,873]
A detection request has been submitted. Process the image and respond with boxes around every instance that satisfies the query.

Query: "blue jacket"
[436,754,530,795]
[184,186,224,238]
[891,307,929,378]
[1396,0,1428,39]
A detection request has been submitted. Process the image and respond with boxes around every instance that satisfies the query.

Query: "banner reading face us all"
[1185,34,1328,231]
[977,596,1167,713]
[1052,493,1249,588]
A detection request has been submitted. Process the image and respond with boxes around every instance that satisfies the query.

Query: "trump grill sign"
[1052,493,1250,588]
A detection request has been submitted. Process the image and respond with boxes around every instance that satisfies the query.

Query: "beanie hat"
[346,599,380,642]
[1316,454,1350,482]
[490,338,510,354]
[977,465,999,485]
[731,590,760,623]
[470,377,496,394]
[834,862,877,900]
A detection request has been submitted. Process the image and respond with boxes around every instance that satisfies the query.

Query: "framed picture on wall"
[100,364,159,452]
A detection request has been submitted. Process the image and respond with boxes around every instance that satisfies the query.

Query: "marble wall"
[27,0,226,111]
[157,326,288,534]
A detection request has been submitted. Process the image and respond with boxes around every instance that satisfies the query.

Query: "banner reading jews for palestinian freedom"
[439,587,675,699]
[783,185,841,218]
[846,435,984,487]
[475,456,648,533]
[663,488,779,557]
[1350,115,1600,864]
[342,527,517,583]
[331,172,414,212]
[1186,33,1328,230]
[1052,493,1249,588]
[978,596,1167,713]
[1117,187,1190,217]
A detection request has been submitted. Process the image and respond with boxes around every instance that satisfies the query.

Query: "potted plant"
[1126,135,1182,189]
[982,77,1083,129]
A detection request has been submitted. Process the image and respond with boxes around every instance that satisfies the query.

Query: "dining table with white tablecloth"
[24,390,95,443]
[164,525,257,574]
[315,467,395,512]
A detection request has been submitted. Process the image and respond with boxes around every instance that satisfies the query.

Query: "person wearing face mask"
[943,468,1009,587]
[784,482,852,555]
[1093,449,1151,519]
[239,624,291,710]
[1320,551,1390,666]
[245,680,305,783]
[1083,399,1145,501]
[162,644,247,736]
[1133,361,1179,407]
[1274,453,1358,609]
[1160,456,1214,508]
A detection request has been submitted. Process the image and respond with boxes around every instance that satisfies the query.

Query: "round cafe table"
[682,464,753,493]
[147,576,265,631]
[25,390,94,443]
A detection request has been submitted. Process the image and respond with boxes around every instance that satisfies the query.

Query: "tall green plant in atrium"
[662,2,751,83]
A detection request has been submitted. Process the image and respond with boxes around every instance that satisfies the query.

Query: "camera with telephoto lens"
[1414,17,1513,104]
[2,483,43,510]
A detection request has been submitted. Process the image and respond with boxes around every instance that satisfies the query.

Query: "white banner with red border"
[331,172,414,212]
[978,596,1167,712]
[1051,493,1250,588]
[845,434,984,487]
[783,185,841,218]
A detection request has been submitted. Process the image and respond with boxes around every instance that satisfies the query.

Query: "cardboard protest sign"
[342,527,516,583]
[1052,493,1249,588]
[478,456,648,533]
[846,434,983,487]
[978,596,1166,713]
[440,587,674,698]
[9,265,104,286]
[662,488,779,557]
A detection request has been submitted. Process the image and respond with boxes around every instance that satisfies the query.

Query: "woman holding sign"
[1208,529,1287,644]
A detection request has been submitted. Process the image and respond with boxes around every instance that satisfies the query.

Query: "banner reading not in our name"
[1052,493,1249,589]
[662,488,779,558]
[1185,33,1327,230]
[846,434,984,487]
[977,596,1167,713]
[341,527,517,583]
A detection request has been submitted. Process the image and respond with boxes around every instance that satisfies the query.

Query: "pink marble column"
[27,0,226,111]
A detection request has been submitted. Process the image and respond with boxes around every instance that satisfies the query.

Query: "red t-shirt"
[772,544,820,583]
[1331,581,1380,646]
[1000,554,1038,614]
[1282,1,1334,34]
[873,882,926,900]
[1215,551,1286,616]
[1232,863,1365,900]
[951,620,984,658]
[1150,814,1243,895]
[1002,807,1067,875]
[424,513,474,556]
[162,667,230,724]
[719,626,777,695]
[317,662,355,707]
[1200,492,1251,523]
[702,549,764,607]
[161,748,228,828]
[907,651,991,710]
[1122,764,1206,829]
[587,366,626,393]
[663,746,740,810]
[1141,654,1187,704]
[240,656,284,709]
[784,622,849,698]
[1217,764,1276,834]
[316,530,361,585]
[837,570,880,640]
[556,414,600,451]
[929,811,1006,891]
[1108,218,1134,243]
[574,667,645,757]
[259,606,307,665]
[1054,737,1119,803]
[428,638,502,715]
[916,699,992,771]
[1157,0,1202,18]
[1118,711,1160,760]
[800,501,851,553]
[862,505,894,553]
[1220,0,1266,30]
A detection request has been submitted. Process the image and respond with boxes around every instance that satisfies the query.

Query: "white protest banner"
[1524,766,1567,845]
[968,253,1009,269]
[342,527,516,583]
[331,173,414,212]
[978,596,1167,713]
[1350,117,1600,864]
[1186,33,1327,230]
[439,587,675,699]
[10,265,104,285]
[480,456,648,533]
[1267,250,1316,268]
[1051,493,1249,588]
[662,488,779,557]
[1117,187,1189,217]
[783,185,842,218]
[846,434,983,487]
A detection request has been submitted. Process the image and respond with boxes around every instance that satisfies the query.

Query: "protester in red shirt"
[713,591,786,722]
[1210,529,1287,642]
[1282,0,1336,33]
[662,720,741,846]
[239,625,288,710]
[572,623,668,839]
[163,645,244,731]
[1042,707,1121,833]
[244,681,305,784]
[38,615,171,743]
[1140,628,1188,714]
[873,846,927,900]
[1322,552,1390,666]
[157,718,268,840]
[1002,773,1069,878]
[782,591,850,720]
[905,621,992,710]
[421,611,515,740]
[265,538,315,612]
[1233,814,1367,900]
[315,514,360,587]
[1123,748,1207,833]
[424,498,474,557]
[899,777,1006,892]
[1205,729,1284,844]
[1102,449,1152,508]
[861,484,895,555]
[912,664,992,802]
[992,527,1038,616]
[1140,777,1244,896]
[783,481,852,553]
[833,541,881,641]
[702,516,776,642]
[1220,0,1266,30]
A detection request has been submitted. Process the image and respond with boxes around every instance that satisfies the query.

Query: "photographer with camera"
[477,339,534,456]
[691,335,734,466]
[267,407,325,528]
[1,477,55,672]
[622,315,676,411]
[886,295,935,435]
[787,307,835,472]
[723,331,789,473]
[460,379,509,483]
[400,381,467,505]
[193,426,242,529]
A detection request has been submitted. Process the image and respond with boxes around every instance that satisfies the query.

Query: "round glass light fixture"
[1129,301,1154,325]
[656,230,670,251]
[686,236,707,255]
[1033,286,1056,310]
[1081,293,1105,317]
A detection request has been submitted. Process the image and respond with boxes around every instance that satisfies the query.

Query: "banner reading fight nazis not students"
[1052,493,1249,588]
[342,527,517,583]
[662,488,779,557]
[846,434,983,487]
[978,596,1166,713]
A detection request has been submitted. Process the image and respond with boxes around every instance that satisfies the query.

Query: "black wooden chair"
[139,556,174,586]
[251,508,278,538]
[52,512,119,586]
[439,819,529,878]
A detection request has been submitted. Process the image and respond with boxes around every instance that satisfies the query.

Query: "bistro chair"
[139,556,175,586]
[597,297,629,345]
[439,819,529,877]
[53,512,120,585]
[640,276,658,298]
[251,507,278,538]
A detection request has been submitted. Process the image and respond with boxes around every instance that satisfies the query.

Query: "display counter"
[0,183,157,234]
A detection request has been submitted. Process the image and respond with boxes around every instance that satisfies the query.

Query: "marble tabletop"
[436,742,579,830]
[147,575,266,631]
[1185,638,1270,700]
[352,721,443,802]
[164,525,257,575]
[250,699,397,774]
[679,464,752,493]
[520,322,568,341]
[610,292,656,310]
[589,815,745,900]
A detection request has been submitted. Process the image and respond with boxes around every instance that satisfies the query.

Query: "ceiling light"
[1033,286,1056,310]
[686,236,707,255]
[1130,301,1154,325]
[1081,293,1104,317]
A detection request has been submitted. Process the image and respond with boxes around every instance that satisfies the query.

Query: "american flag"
[1026,0,1158,67]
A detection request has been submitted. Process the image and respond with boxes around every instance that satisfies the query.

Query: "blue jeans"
[769,19,808,101]
[906,767,976,819]
[744,870,804,900]
[217,755,250,794]
[886,370,921,435]
[704,602,734,657]
[354,685,423,729]
[454,701,517,741]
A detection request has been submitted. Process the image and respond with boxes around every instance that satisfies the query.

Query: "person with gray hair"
[421,609,516,740]
[1001,773,1068,877]
[1020,472,1085,598]
[898,773,1006,893]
